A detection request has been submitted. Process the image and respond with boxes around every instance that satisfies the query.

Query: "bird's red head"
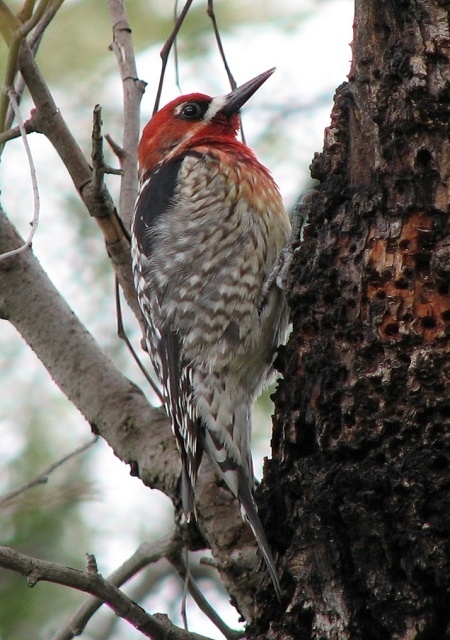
[138,68,275,178]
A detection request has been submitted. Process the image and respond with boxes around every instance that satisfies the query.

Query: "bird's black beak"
[219,68,275,117]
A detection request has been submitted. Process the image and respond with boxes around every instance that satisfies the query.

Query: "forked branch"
[0,546,213,640]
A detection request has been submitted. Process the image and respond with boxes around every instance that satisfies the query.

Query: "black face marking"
[134,156,184,256]
[177,100,210,121]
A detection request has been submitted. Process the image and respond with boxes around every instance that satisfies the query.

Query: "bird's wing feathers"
[134,157,184,255]
[133,161,203,517]
[159,325,202,517]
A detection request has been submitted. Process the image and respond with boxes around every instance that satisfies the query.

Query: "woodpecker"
[131,68,291,597]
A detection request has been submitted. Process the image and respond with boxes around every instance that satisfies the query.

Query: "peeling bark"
[253,2,450,639]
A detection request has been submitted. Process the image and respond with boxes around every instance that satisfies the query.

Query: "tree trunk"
[254,1,450,638]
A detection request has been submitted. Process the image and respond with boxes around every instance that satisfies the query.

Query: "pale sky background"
[0,1,354,637]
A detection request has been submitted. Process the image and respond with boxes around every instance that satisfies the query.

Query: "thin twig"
[167,548,245,640]
[76,560,174,640]
[173,0,182,93]
[206,0,237,91]
[27,0,67,54]
[86,553,99,575]
[91,105,122,202]
[0,115,36,144]
[105,132,126,161]
[51,534,180,640]
[180,546,189,631]
[2,0,66,137]
[153,0,195,115]
[17,0,36,23]
[13,39,142,322]
[0,89,40,262]
[92,104,105,194]
[206,0,245,143]
[0,437,98,508]
[0,546,213,640]
[0,0,54,135]
[115,276,164,404]
[0,3,28,133]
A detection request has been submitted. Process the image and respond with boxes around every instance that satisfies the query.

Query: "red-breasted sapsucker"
[131,68,291,597]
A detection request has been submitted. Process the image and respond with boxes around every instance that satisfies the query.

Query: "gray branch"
[52,534,179,640]
[0,546,213,640]
[16,38,141,323]
[107,0,146,229]
[0,207,179,503]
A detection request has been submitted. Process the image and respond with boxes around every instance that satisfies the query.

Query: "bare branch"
[0,0,55,135]
[173,0,182,92]
[3,0,66,134]
[67,560,174,640]
[0,207,179,506]
[0,2,27,134]
[105,131,126,160]
[0,437,98,508]
[27,0,66,49]
[52,534,179,640]
[92,105,107,190]
[92,105,123,195]
[0,114,36,144]
[0,546,214,640]
[154,0,195,115]
[18,0,54,38]
[206,0,237,91]
[14,39,141,322]
[206,0,246,143]
[107,0,146,229]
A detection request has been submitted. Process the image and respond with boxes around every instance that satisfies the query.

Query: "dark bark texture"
[253,2,450,639]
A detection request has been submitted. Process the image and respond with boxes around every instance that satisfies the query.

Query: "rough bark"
[253,2,450,639]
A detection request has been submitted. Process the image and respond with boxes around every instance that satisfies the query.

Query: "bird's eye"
[179,102,205,120]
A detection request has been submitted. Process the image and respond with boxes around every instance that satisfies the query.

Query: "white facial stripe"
[204,95,227,121]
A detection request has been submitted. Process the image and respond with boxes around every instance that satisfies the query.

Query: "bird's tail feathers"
[180,444,203,521]
[181,464,196,521]
[203,428,281,598]
[236,466,281,600]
